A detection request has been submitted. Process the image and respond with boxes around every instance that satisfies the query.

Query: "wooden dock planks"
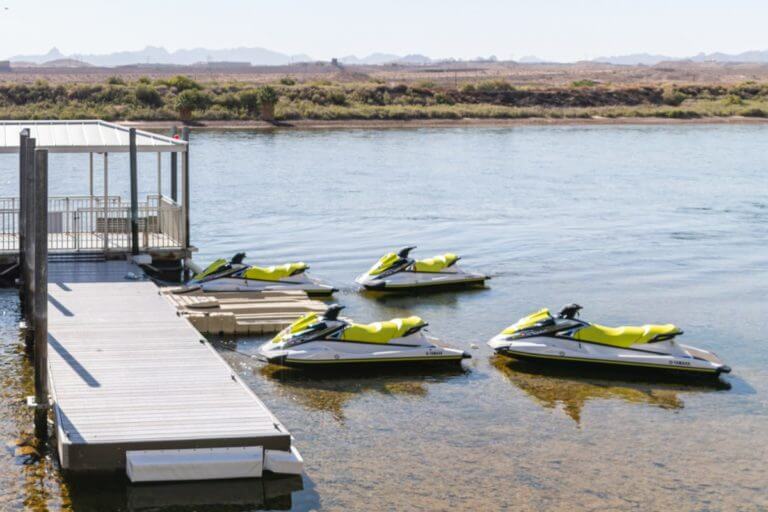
[164,288,329,335]
[46,260,292,472]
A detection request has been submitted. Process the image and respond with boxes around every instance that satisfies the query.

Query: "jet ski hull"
[356,271,487,291]
[196,277,337,296]
[260,341,470,368]
[488,337,730,376]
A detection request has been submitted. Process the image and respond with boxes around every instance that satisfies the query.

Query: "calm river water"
[0,125,766,511]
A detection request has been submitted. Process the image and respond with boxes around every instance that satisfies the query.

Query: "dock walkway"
[46,260,291,472]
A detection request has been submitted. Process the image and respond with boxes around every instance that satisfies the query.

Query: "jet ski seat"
[243,262,309,281]
[412,253,459,273]
[575,323,681,348]
[341,316,426,343]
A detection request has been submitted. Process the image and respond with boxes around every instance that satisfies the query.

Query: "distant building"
[0,61,10,72]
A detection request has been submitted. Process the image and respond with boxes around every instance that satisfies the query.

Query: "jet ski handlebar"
[558,303,583,319]
[323,304,345,321]
[230,252,247,265]
[397,246,417,258]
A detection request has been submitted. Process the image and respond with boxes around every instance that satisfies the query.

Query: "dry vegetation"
[5,61,768,123]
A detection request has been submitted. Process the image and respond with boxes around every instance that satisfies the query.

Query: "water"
[1,125,767,510]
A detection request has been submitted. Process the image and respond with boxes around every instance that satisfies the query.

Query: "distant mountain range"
[339,53,433,65]
[594,50,768,66]
[8,46,312,67]
[11,46,768,68]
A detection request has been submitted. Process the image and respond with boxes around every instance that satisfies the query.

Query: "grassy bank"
[3,76,768,122]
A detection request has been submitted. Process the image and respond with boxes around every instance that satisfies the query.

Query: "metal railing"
[0,195,183,254]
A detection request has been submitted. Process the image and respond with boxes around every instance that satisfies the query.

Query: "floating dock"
[165,288,328,335]
[47,259,297,477]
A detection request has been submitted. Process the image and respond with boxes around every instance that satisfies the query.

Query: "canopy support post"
[181,128,190,279]
[89,152,94,197]
[103,153,109,253]
[170,126,178,202]
[157,152,162,201]
[129,129,139,255]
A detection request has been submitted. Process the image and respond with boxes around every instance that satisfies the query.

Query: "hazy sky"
[2,0,768,61]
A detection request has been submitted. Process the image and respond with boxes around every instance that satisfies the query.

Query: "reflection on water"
[259,364,467,422]
[491,356,731,424]
[66,473,309,512]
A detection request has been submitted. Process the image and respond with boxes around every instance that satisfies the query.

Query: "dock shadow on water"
[65,473,316,512]
[259,364,469,422]
[491,356,732,424]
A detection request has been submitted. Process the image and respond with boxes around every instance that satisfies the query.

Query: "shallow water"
[1,125,767,510]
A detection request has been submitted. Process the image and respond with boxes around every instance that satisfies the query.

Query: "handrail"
[0,195,182,254]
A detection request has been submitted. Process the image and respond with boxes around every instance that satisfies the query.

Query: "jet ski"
[355,246,488,291]
[183,253,337,296]
[258,304,471,367]
[488,304,731,376]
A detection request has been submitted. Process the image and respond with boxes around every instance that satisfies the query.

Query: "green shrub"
[740,108,767,117]
[107,76,126,86]
[174,89,212,120]
[134,85,163,108]
[280,77,297,86]
[258,85,279,120]
[571,80,597,88]
[723,94,744,106]
[238,89,260,115]
[137,76,152,85]
[662,109,700,119]
[662,88,686,106]
[215,93,241,110]
[67,84,103,101]
[165,75,202,92]
[475,80,514,92]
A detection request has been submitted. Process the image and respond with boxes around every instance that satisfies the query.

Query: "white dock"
[46,260,292,473]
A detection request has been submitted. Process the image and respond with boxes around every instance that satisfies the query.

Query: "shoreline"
[121,116,768,131]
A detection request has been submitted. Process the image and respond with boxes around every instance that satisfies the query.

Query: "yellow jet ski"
[355,246,488,291]
[259,305,470,367]
[488,304,730,377]
[185,253,336,296]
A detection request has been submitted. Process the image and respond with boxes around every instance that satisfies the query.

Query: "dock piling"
[22,137,36,332]
[33,148,49,440]
[18,129,29,306]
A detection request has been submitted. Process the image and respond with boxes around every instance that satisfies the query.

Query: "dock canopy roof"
[0,120,187,154]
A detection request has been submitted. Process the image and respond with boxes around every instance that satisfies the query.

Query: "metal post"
[23,137,36,327]
[170,126,178,202]
[18,129,29,304]
[157,152,162,200]
[103,153,109,252]
[181,127,190,252]
[129,129,139,255]
[33,149,49,440]
[181,126,191,281]
[89,152,94,197]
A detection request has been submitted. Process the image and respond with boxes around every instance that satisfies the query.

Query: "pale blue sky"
[2,0,767,61]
